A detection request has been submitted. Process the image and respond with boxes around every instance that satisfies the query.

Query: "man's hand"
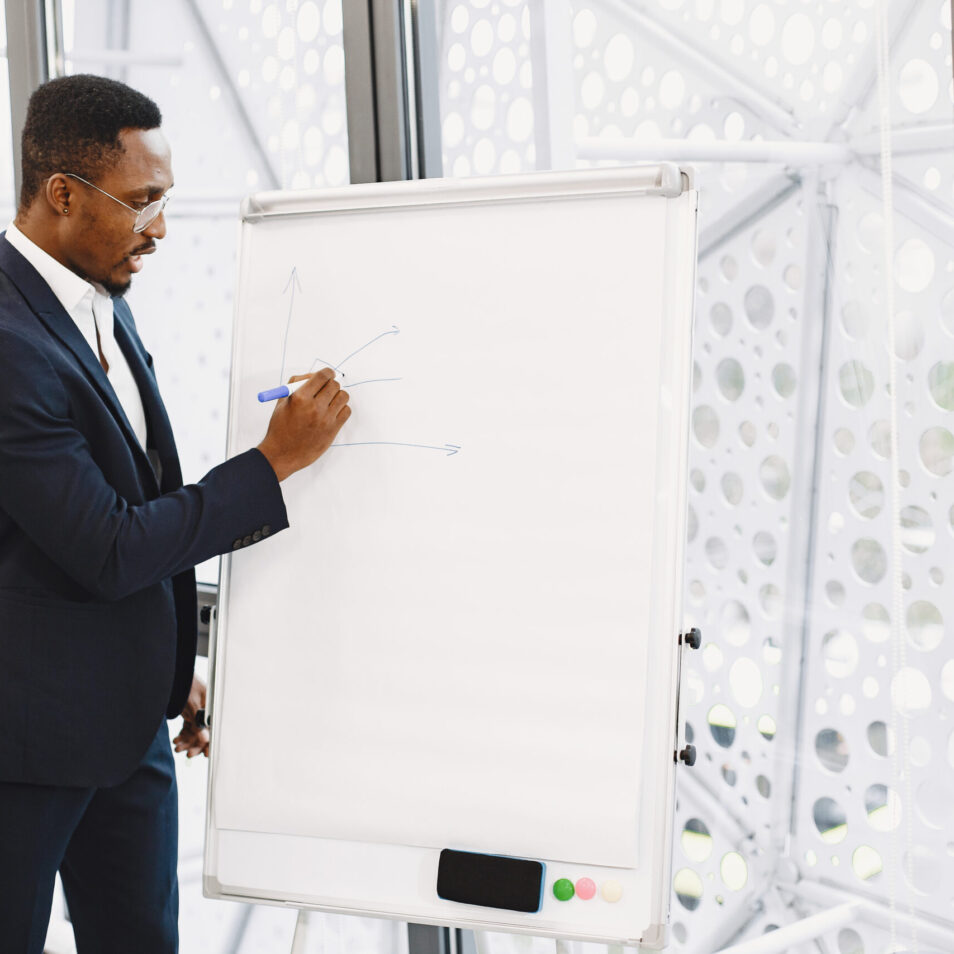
[174,674,210,759]
[257,368,351,482]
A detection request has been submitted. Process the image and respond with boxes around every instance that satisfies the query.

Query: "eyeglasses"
[64,173,171,233]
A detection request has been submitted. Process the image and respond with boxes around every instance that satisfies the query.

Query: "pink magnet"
[575,877,597,900]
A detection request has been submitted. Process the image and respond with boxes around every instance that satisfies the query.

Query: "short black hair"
[19,73,162,210]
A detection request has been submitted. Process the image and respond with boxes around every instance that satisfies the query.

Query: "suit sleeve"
[0,328,288,601]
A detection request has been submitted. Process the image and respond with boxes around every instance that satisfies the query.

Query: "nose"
[142,209,167,241]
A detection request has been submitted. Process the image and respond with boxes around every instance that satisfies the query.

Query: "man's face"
[64,127,173,297]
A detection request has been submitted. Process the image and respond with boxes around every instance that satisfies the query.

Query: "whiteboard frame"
[204,166,698,947]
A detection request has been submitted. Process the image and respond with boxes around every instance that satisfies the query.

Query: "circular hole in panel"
[815,728,849,772]
[757,715,776,740]
[708,703,737,747]
[721,600,750,646]
[729,657,763,707]
[781,12,815,63]
[907,601,943,651]
[756,774,771,798]
[928,362,954,410]
[744,285,774,329]
[930,566,944,585]
[721,471,744,505]
[681,818,712,862]
[759,583,781,618]
[841,300,868,339]
[898,58,940,114]
[838,361,875,407]
[867,720,894,757]
[848,471,884,519]
[572,8,597,46]
[748,4,776,45]
[852,845,883,881]
[706,536,729,570]
[659,69,686,108]
[759,456,791,500]
[690,468,705,492]
[825,580,845,606]
[917,779,954,829]
[865,784,902,831]
[783,264,802,290]
[920,426,954,477]
[857,212,883,253]
[813,796,847,843]
[604,34,635,82]
[895,237,935,292]
[751,229,776,266]
[739,420,757,447]
[716,358,745,401]
[851,538,887,584]
[900,506,934,553]
[721,255,738,281]
[720,852,748,890]
[862,603,891,642]
[762,638,781,665]
[869,420,892,458]
[687,505,698,543]
[833,428,855,455]
[837,928,864,954]
[772,363,796,398]
[672,922,688,944]
[942,660,954,702]
[753,531,777,566]
[722,763,737,786]
[674,868,703,910]
[891,667,932,715]
[711,302,733,336]
[702,642,723,671]
[693,405,720,448]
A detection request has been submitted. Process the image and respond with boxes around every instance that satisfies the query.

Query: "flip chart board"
[205,166,698,946]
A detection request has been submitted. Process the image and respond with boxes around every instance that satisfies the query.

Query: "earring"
[63,208,68,214]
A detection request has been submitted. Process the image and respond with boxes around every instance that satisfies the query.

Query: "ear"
[44,173,73,217]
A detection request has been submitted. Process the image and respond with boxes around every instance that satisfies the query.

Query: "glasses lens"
[134,195,170,233]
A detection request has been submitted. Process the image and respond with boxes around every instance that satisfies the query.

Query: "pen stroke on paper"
[274,268,461,457]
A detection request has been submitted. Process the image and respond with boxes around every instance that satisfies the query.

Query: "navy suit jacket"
[0,233,288,787]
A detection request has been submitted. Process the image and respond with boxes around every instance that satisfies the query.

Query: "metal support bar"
[852,121,954,155]
[181,0,280,190]
[408,0,443,178]
[698,173,801,261]
[4,0,51,205]
[714,902,860,954]
[343,0,412,183]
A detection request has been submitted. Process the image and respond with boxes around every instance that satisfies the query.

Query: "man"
[0,74,349,951]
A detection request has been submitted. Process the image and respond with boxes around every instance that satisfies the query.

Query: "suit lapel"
[112,300,182,492]
[0,235,156,481]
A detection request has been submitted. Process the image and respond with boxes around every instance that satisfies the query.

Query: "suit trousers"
[0,722,179,954]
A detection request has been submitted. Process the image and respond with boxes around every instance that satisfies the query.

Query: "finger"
[335,404,353,425]
[301,367,336,398]
[287,373,311,384]
[312,377,341,406]
[328,389,350,412]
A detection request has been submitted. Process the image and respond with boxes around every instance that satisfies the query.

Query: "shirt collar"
[5,220,105,316]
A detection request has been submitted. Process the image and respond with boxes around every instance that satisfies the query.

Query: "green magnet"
[553,878,575,901]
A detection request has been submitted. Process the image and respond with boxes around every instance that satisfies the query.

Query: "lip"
[126,246,156,273]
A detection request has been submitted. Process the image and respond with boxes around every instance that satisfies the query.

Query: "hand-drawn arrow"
[278,266,302,385]
[332,442,461,456]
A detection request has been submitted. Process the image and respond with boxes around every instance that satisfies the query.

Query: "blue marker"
[257,379,310,403]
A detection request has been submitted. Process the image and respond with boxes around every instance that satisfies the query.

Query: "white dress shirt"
[6,221,149,450]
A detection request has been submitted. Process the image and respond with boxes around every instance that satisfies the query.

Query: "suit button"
[253,530,262,542]
[262,525,271,537]
[232,539,242,551]
[243,535,252,547]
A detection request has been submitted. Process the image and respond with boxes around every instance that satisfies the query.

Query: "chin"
[102,277,132,298]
